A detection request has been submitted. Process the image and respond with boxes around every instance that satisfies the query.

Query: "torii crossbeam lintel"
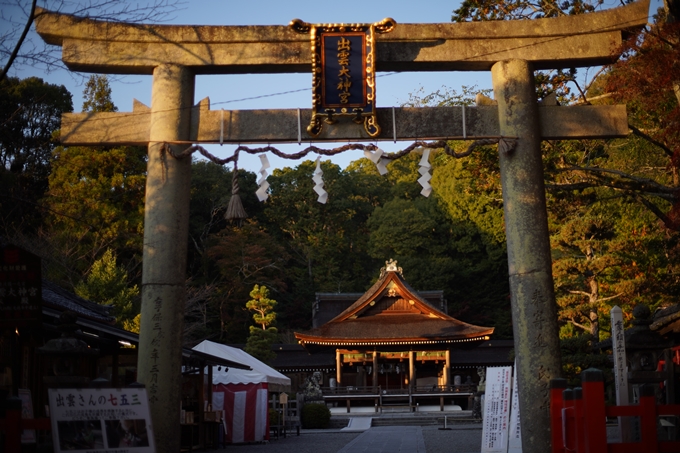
[60,102,629,146]
[35,0,649,74]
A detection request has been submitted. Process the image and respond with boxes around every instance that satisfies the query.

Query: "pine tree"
[75,249,140,330]
[244,285,277,362]
[82,75,117,113]
[43,75,146,284]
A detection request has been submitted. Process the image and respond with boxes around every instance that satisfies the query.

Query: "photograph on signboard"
[104,419,150,448]
[56,420,104,450]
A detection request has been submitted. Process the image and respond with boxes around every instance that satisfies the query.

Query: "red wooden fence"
[550,369,680,453]
[0,396,51,452]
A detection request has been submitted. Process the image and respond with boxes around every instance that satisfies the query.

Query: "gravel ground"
[218,425,483,453]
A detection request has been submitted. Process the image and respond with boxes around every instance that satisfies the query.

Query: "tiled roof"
[651,304,680,335]
[41,280,115,324]
[296,269,493,349]
[297,314,492,344]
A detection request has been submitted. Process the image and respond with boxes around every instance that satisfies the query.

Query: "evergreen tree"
[75,249,140,329]
[43,75,146,285]
[244,285,277,362]
[82,75,117,113]
[0,76,73,234]
[262,160,386,331]
[206,222,287,343]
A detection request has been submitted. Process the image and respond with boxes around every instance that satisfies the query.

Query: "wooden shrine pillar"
[336,349,342,387]
[492,59,562,453]
[444,350,451,388]
[372,351,379,391]
[137,64,194,453]
[408,351,416,390]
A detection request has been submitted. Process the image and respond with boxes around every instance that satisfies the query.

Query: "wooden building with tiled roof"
[294,260,495,391]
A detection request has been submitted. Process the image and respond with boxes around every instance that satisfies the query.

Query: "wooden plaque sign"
[0,244,42,328]
[291,17,396,137]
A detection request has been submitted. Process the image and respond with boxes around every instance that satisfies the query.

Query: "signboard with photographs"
[48,388,155,453]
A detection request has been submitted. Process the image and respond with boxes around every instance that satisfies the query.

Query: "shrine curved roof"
[295,263,493,350]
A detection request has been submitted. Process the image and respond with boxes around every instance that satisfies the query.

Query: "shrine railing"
[320,384,476,396]
[550,369,680,453]
[322,385,378,395]
[0,396,51,452]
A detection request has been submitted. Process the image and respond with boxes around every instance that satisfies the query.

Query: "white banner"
[48,387,155,453]
[508,362,522,453]
[481,366,513,453]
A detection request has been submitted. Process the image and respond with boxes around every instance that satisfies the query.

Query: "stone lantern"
[38,311,99,388]
[624,305,672,396]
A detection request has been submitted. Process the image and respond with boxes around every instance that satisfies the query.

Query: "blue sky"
[6,0,664,173]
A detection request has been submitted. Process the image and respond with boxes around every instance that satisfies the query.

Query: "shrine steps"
[329,411,478,428]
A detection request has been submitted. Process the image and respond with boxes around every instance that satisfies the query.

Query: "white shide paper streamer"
[255,154,270,202]
[313,157,328,204]
[418,148,432,197]
[363,147,388,176]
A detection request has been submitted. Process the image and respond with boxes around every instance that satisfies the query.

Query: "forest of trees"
[1,1,679,361]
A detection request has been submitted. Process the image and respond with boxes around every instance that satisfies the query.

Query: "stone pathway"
[341,417,373,432]
[218,424,483,452]
[338,426,426,453]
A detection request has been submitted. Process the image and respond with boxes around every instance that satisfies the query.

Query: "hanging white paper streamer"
[363,147,388,175]
[313,157,328,204]
[375,158,389,176]
[418,148,432,197]
[255,154,270,202]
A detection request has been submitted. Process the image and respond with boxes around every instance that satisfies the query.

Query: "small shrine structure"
[295,260,494,400]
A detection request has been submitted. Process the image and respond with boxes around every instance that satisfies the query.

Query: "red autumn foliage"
[606,18,680,230]
[607,20,680,156]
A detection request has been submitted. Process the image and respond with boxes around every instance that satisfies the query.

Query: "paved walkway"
[338,426,426,452]
[220,424,483,452]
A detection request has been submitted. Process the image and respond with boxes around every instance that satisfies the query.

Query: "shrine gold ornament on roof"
[290,17,396,138]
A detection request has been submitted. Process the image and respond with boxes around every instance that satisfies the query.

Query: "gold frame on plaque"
[290,17,396,138]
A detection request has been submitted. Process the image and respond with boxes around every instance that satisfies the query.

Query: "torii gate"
[35,1,648,451]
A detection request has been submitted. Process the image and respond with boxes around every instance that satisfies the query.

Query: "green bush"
[301,403,331,429]
[269,408,281,426]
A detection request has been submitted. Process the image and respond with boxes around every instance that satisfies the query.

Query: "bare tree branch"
[0,0,184,78]
[547,164,679,200]
[631,192,674,226]
[594,293,623,303]
[629,124,674,157]
[0,0,36,82]
[569,318,591,332]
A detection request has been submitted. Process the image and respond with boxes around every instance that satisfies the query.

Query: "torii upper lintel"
[34,0,649,74]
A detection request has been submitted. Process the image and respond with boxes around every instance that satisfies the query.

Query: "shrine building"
[293,260,501,410]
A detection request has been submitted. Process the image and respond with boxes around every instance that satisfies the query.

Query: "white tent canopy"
[193,340,291,393]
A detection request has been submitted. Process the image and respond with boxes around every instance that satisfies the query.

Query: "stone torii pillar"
[137,64,194,452]
[34,2,649,451]
[493,59,560,450]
